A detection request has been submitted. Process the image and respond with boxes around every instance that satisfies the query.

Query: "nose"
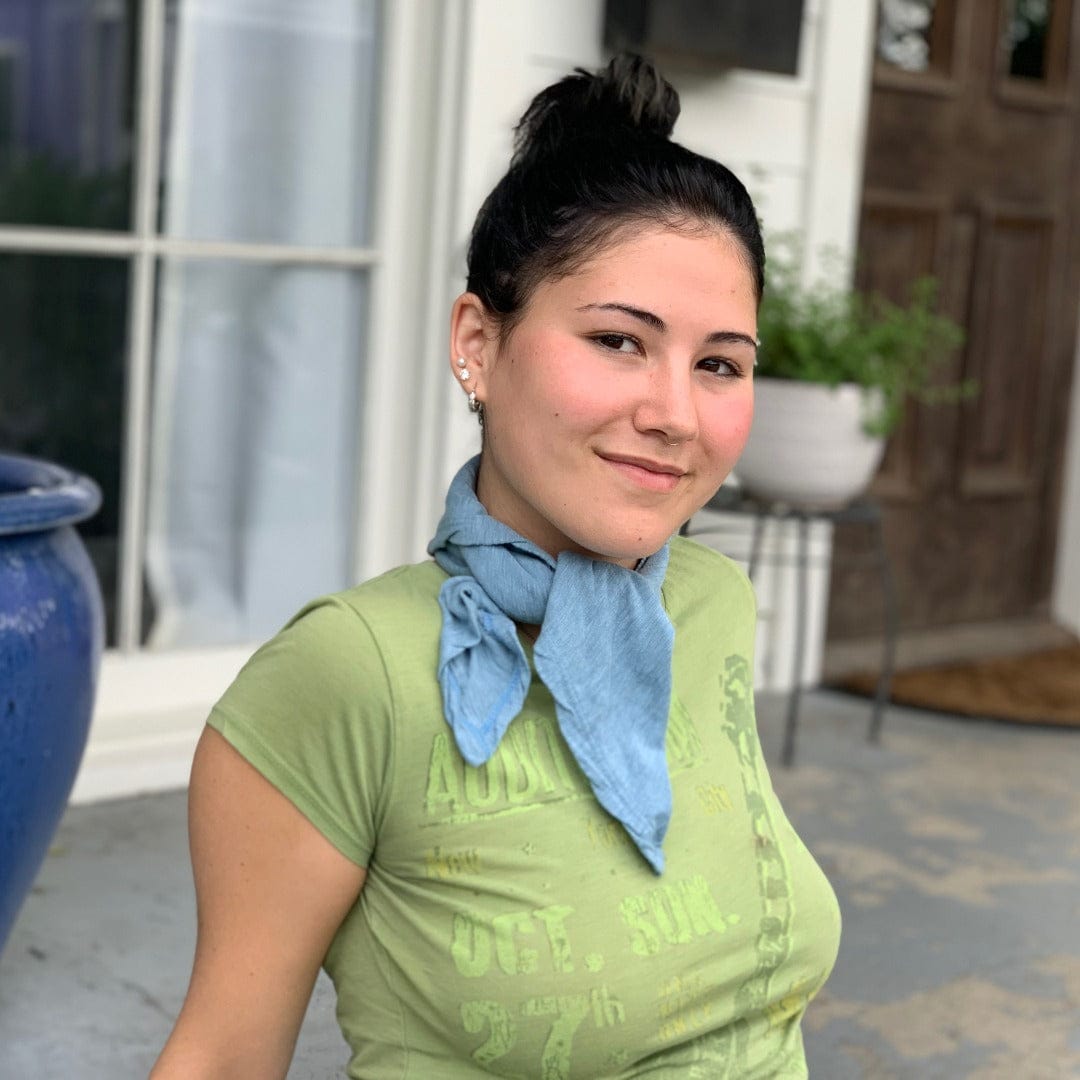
[634,364,698,444]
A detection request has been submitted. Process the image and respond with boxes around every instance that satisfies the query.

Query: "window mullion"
[0,225,379,266]
[116,0,167,652]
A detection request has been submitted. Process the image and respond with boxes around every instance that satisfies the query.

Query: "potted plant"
[736,241,968,508]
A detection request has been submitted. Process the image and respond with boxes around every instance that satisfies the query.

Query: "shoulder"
[337,558,448,608]
[205,566,452,869]
[663,534,755,626]
[324,559,448,636]
[285,559,448,643]
[220,560,449,711]
[328,560,449,670]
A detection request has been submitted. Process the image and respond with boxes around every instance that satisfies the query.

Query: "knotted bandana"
[427,455,675,873]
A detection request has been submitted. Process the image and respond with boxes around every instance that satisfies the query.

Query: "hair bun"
[511,53,680,169]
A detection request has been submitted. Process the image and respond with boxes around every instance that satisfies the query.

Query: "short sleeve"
[206,595,394,867]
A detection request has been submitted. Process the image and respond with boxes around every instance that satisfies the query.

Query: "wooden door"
[827,0,1080,642]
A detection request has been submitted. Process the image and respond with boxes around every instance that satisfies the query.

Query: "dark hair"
[466,53,765,340]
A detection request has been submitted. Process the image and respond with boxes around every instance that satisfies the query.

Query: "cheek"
[701,393,755,461]
[532,346,614,425]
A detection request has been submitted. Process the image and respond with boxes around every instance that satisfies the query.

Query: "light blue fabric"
[427,455,675,873]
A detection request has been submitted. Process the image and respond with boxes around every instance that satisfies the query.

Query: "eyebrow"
[577,302,759,349]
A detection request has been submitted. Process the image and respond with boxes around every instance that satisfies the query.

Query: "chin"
[571,528,675,565]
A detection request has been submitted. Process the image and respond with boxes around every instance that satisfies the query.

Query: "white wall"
[435,0,876,690]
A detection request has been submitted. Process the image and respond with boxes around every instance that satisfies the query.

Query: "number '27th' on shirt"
[207,535,842,1079]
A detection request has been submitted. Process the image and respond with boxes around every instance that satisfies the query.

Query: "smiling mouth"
[599,454,686,492]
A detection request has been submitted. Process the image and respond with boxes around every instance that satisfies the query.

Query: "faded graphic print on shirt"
[402,654,835,1079]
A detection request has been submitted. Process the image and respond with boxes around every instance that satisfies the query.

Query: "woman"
[153,54,840,1079]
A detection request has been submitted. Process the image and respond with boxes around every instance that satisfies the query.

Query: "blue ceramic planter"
[0,454,104,954]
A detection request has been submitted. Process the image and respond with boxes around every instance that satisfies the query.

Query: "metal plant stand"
[684,487,898,766]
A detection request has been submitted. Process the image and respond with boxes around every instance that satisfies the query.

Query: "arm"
[151,726,367,1080]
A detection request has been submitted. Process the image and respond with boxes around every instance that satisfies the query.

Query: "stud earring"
[459,368,471,380]
[456,356,467,367]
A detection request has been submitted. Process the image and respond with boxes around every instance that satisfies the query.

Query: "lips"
[599,453,686,476]
[598,453,687,492]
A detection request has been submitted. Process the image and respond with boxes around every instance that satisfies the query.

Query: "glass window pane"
[159,0,379,247]
[0,0,136,230]
[144,259,367,649]
[0,253,128,647]
[877,0,939,73]
[1007,0,1055,80]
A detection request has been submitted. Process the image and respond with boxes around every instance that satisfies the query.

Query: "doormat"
[834,644,1080,728]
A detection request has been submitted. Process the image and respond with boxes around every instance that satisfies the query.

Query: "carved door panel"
[828,0,1080,639]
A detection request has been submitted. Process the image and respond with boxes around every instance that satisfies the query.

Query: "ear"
[448,292,499,405]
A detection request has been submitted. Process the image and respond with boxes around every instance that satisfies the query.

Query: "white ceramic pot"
[735,377,887,509]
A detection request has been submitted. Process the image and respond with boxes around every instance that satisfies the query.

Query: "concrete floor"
[2,690,1079,1079]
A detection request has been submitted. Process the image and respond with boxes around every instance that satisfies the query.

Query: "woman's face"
[453,225,758,567]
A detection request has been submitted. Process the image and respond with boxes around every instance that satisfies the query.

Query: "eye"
[697,356,744,378]
[591,332,642,354]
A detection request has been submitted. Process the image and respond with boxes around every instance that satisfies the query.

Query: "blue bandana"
[427,455,675,873]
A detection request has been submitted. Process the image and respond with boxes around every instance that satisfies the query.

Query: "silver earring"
[468,390,480,412]
[459,368,471,380]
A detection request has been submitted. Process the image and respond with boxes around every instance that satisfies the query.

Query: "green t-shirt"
[208,536,841,1079]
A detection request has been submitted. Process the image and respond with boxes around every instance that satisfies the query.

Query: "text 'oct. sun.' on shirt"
[207,535,842,1079]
